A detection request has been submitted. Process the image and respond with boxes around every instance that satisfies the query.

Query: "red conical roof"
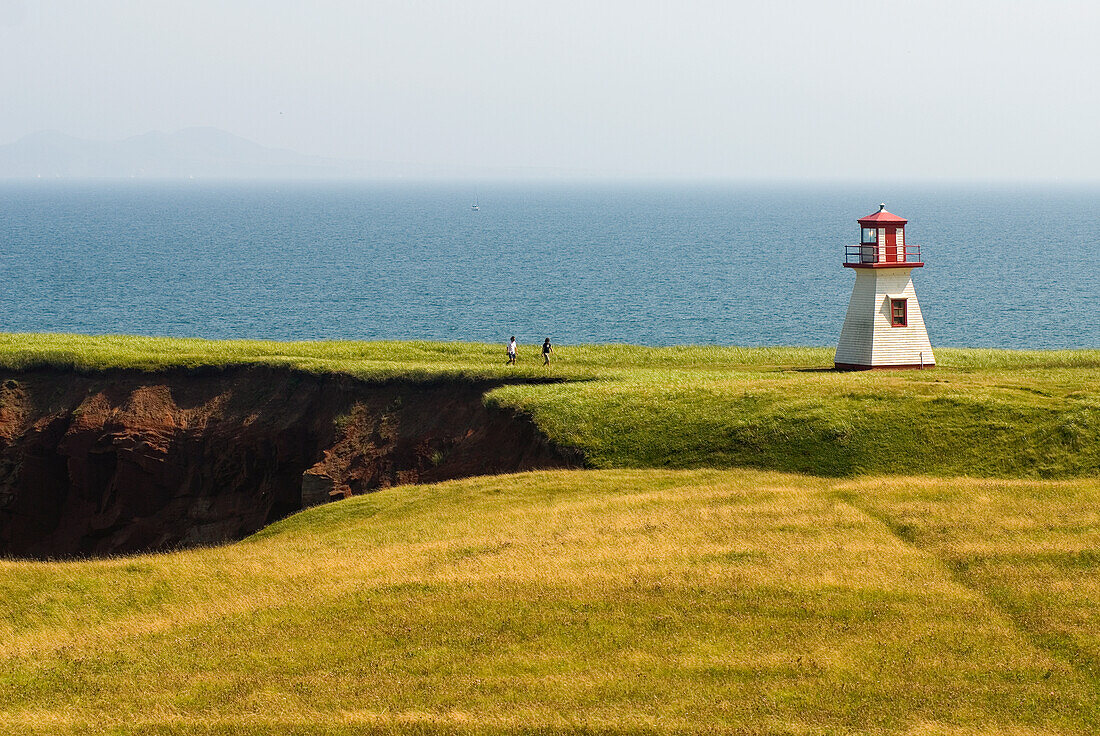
[858,204,907,226]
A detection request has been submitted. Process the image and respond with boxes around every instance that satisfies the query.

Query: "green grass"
[3,469,1100,734]
[4,335,1099,732]
[488,362,1100,478]
[2,332,1098,478]
[0,332,586,381]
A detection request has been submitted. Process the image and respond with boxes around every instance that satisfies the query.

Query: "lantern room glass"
[861,228,877,244]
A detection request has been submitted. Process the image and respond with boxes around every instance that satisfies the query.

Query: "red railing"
[844,243,922,265]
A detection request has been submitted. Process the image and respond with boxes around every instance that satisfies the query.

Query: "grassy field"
[3,469,1100,735]
[2,335,1099,732]
[2,332,1097,478]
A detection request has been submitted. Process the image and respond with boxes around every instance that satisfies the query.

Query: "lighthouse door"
[884,228,898,263]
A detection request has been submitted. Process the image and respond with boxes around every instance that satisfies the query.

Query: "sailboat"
[471,192,479,211]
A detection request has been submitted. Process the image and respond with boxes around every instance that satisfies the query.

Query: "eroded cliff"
[0,368,579,559]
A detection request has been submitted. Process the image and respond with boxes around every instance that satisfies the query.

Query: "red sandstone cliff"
[0,368,579,559]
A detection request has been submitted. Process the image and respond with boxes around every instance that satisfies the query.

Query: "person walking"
[542,337,553,367]
[506,336,517,365]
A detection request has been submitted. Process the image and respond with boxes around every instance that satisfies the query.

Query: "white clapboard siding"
[835,269,877,365]
[835,266,935,368]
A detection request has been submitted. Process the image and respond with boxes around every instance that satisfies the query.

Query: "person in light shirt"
[506,336,517,365]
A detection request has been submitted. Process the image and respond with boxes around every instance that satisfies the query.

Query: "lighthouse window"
[890,299,908,327]
[861,228,878,244]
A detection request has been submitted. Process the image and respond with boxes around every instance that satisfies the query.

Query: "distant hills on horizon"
[6,129,1090,184]
[0,128,581,180]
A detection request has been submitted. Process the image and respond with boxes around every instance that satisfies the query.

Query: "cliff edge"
[0,367,580,559]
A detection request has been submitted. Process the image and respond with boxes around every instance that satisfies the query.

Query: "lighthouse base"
[834,267,934,370]
[834,362,932,371]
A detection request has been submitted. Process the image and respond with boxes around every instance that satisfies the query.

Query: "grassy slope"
[3,335,1099,733]
[489,359,1100,478]
[2,333,1097,478]
[3,469,1100,735]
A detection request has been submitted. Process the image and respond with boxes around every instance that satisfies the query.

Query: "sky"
[1,0,1098,180]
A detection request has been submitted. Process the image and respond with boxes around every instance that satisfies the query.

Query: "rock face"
[0,368,579,559]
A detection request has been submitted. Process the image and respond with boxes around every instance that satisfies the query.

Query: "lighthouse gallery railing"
[844,243,922,265]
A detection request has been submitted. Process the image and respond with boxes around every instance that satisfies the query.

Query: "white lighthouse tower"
[835,205,934,370]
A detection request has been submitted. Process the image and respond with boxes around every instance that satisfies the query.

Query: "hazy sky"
[1,0,1097,179]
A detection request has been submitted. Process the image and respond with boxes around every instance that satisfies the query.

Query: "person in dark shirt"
[542,337,553,367]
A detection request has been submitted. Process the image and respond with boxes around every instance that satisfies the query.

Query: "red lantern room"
[845,204,922,268]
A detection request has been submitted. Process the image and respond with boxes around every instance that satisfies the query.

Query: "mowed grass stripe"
[3,470,1098,734]
[845,476,1100,703]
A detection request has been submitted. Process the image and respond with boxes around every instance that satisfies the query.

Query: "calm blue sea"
[0,182,1096,349]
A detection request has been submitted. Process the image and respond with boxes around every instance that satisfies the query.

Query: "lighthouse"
[835,204,934,370]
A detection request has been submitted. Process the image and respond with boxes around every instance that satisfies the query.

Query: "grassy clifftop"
[3,332,1098,377]
[488,355,1100,478]
[2,335,1099,733]
[2,332,1098,478]
[3,469,1100,734]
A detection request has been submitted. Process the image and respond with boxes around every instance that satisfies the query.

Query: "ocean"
[0,181,1096,349]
